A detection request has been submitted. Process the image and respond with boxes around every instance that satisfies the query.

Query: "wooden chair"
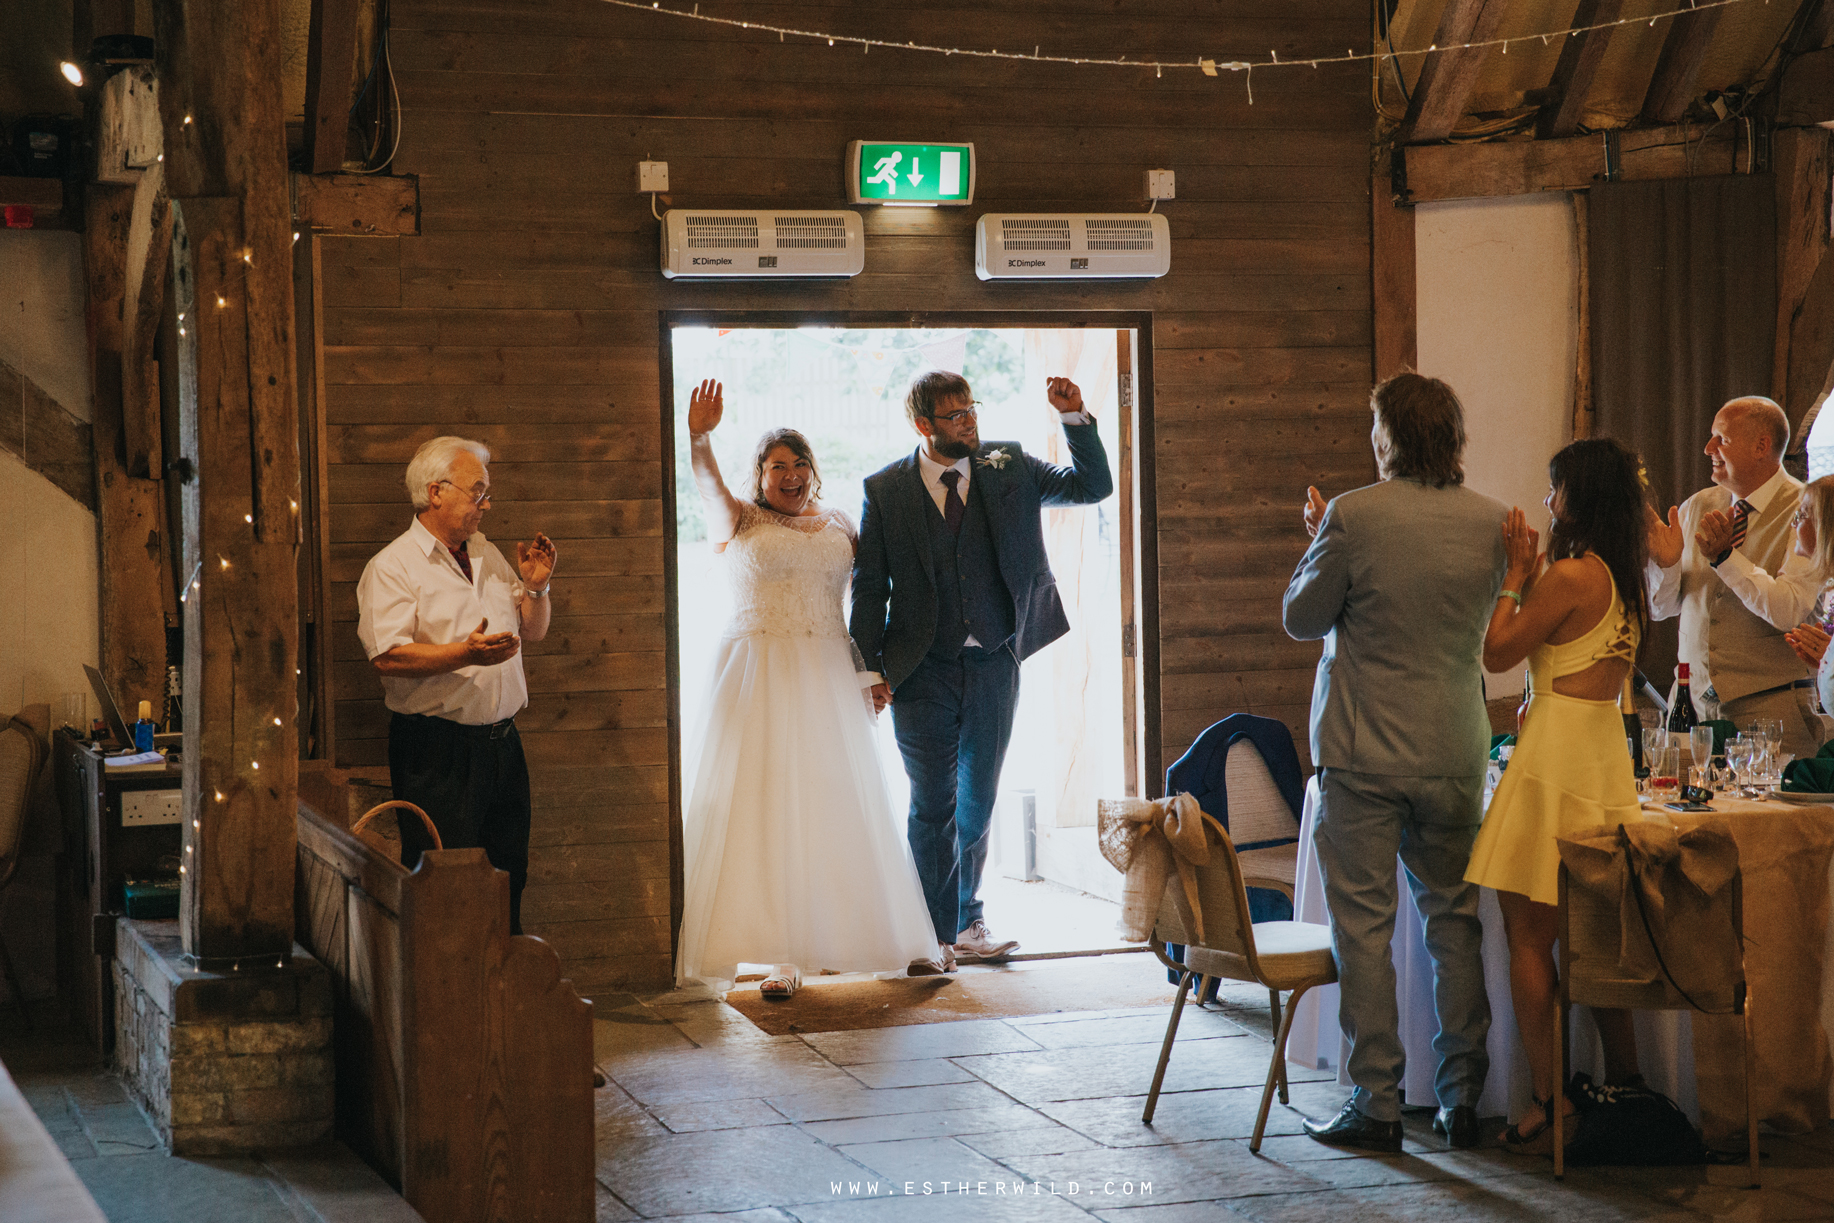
[1554,859,1758,1185]
[0,714,47,1027]
[1145,812,1336,1151]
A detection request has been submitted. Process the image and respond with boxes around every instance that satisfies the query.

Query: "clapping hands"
[1303,486,1327,539]
[1694,508,1737,560]
[1503,507,1542,586]
[1786,622,1831,668]
[1646,503,1684,568]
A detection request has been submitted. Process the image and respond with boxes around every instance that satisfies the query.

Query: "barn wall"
[319,0,1372,994]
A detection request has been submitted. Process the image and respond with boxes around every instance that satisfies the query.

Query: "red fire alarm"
[4,205,33,228]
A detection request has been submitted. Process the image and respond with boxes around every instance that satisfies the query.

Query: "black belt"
[396,712,518,739]
[1706,680,1813,703]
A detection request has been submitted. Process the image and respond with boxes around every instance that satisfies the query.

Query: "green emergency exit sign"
[847,141,976,205]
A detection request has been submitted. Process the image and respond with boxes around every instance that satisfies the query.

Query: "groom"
[851,371,1113,967]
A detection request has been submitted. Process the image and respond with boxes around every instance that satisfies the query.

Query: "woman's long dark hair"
[1546,438,1648,634]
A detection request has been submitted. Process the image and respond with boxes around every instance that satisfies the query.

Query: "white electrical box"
[122,789,183,827]
[1145,169,1176,201]
[636,160,670,193]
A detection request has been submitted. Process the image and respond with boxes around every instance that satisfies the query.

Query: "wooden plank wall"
[317,0,1372,994]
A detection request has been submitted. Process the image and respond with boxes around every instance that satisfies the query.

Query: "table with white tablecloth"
[1284,776,1834,1140]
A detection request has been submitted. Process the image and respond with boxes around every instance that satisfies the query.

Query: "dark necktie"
[1715,499,1753,565]
[939,469,965,536]
[449,541,473,583]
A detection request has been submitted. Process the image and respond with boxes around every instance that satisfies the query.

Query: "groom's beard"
[932,437,976,461]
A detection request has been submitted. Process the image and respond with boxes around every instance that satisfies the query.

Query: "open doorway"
[664,318,1153,957]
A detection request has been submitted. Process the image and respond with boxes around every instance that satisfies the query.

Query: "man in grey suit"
[852,371,1112,968]
[1283,373,1506,1153]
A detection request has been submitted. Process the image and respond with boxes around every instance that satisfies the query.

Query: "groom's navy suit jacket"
[850,424,1113,690]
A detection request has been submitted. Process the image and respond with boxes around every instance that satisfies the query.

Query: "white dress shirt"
[356,516,529,724]
[1648,465,1808,704]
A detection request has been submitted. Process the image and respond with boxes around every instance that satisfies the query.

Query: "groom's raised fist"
[1044,377,1084,415]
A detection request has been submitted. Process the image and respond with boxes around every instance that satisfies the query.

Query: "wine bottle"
[1667,663,1700,735]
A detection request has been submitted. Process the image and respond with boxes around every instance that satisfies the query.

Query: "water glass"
[1642,727,1669,763]
[58,691,85,730]
[1725,736,1756,793]
[1651,746,1682,795]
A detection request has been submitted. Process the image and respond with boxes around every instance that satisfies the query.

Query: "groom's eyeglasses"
[933,402,982,424]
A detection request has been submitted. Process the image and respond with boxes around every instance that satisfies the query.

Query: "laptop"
[83,663,182,751]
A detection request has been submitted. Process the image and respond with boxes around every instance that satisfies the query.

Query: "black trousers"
[387,712,532,934]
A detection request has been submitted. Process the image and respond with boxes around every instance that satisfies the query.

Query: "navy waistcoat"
[925,478,1015,661]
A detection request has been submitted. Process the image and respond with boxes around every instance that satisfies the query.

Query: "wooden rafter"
[1400,124,1744,203]
[1640,6,1726,125]
[1396,0,1512,145]
[1536,0,1625,140]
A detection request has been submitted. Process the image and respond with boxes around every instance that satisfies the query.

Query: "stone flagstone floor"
[590,958,1834,1222]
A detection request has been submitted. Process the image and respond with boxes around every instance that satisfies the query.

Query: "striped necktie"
[1715,499,1753,565]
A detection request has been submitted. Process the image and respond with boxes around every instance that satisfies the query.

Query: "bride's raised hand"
[688,378,724,437]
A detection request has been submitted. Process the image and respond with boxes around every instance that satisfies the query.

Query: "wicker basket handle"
[352,799,443,852]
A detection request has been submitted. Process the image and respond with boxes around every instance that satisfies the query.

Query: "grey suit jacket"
[850,424,1113,690]
[1283,477,1507,780]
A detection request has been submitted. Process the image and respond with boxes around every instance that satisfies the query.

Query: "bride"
[675,378,946,997]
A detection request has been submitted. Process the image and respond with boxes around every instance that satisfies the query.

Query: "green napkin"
[1702,720,1739,756]
[1489,733,1516,759]
[1781,739,1834,792]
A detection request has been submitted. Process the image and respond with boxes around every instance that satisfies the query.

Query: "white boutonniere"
[977,448,1013,470]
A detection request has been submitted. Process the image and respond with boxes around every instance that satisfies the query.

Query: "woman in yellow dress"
[1466,437,1648,1148]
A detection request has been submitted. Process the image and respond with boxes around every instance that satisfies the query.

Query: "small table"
[1286,778,1834,1141]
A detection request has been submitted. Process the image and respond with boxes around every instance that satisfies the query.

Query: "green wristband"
[1498,589,1523,608]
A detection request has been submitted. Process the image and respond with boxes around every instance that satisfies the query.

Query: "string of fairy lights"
[598,0,1772,102]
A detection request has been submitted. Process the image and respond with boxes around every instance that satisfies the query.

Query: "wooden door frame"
[657,309,1161,954]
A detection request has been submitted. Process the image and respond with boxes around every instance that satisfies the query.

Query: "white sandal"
[760,965,801,1000]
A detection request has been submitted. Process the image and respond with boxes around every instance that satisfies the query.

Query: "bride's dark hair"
[747,428,824,508]
[1546,437,1648,635]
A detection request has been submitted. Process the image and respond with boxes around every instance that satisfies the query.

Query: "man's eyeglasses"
[933,401,982,424]
[437,480,493,507]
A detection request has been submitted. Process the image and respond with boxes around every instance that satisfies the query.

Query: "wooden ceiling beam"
[1396,0,1513,145]
[1400,124,1743,203]
[1537,0,1625,140]
[1640,7,1726,125]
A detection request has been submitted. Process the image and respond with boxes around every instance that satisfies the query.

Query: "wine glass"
[1689,725,1715,790]
[1726,736,1756,795]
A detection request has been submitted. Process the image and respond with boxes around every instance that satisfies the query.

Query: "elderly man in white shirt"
[356,436,556,933]
[1648,396,1819,758]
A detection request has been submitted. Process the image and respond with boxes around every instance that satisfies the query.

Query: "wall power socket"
[636,161,669,193]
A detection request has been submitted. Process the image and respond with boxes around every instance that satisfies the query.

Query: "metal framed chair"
[1144,811,1336,1151]
[1554,854,1757,1185]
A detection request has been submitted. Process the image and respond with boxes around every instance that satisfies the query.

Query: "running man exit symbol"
[848,142,975,205]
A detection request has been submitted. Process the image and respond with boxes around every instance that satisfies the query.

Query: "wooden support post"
[1573,192,1594,441]
[1395,0,1510,145]
[303,0,360,174]
[1640,8,1725,125]
[1373,172,1417,380]
[83,184,171,716]
[155,0,302,963]
[1774,127,1831,415]
[1536,0,1624,140]
[121,163,171,478]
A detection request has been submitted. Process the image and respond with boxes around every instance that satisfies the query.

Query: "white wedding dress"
[675,502,939,986]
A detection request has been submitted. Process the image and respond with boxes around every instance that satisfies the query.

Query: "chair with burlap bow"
[1099,796,1336,1150]
[1555,818,1756,1185]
